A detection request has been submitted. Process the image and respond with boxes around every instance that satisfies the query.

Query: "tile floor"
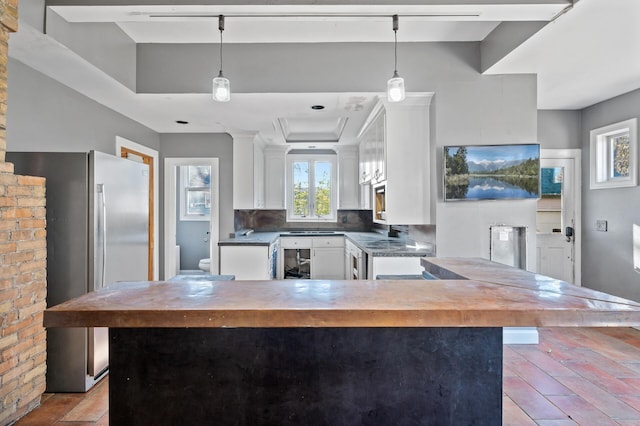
[14,327,640,425]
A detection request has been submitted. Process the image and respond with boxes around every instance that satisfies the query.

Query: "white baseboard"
[503,327,539,345]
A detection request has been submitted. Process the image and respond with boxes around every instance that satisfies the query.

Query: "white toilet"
[198,258,211,272]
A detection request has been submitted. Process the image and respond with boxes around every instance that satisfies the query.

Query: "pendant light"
[212,15,230,102]
[387,14,405,102]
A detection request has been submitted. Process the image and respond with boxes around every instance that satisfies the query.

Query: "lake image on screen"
[445,144,540,201]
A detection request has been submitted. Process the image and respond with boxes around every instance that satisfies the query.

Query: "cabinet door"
[220,246,269,280]
[253,143,265,208]
[359,127,372,184]
[375,110,386,182]
[312,248,345,279]
[264,148,286,209]
[338,147,359,209]
[370,257,423,279]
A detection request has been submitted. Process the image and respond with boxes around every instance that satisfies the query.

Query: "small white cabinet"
[368,256,423,279]
[220,245,271,280]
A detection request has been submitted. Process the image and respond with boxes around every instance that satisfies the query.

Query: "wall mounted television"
[444,143,540,201]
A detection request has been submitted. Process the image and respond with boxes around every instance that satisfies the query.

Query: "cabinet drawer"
[313,237,344,248]
[279,238,312,249]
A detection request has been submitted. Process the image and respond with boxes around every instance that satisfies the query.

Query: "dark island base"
[109,327,503,425]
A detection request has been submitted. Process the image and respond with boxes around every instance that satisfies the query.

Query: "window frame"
[286,153,338,222]
[590,118,638,189]
[179,164,212,221]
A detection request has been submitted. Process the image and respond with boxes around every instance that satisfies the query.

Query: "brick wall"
[0,1,49,424]
[0,175,47,424]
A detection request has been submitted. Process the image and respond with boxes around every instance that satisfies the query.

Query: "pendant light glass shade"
[213,71,230,102]
[387,15,405,103]
[213,15,230,102]
[387,71,405,102]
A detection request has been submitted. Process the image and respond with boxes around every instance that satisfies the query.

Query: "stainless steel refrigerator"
[7,151,149,392]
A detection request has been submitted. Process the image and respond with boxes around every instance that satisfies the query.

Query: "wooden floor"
[14,327,640,425]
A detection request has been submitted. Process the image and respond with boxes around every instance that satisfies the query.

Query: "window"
[180,165,211,220]
[590,118,637,189]
[286,154,337,221]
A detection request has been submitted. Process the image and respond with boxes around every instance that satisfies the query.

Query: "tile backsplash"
[233,209,373,234]
[233,209,436,254]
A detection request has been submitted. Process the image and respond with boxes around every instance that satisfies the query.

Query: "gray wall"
[175,169,210,270]
[538,110,582,149]
[580,88,640,301]
[6,58,160,153]
[139,41,540,269]
[8,37,544,277]
[47,11,137,91]
[160,133,234,277]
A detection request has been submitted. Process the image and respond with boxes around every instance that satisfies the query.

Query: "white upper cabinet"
[359,94,433,225]
[358,103,386,185]
[264,146,287,209]
[253,141,265,208]
[336,146,359,210]
[232,131,262,209]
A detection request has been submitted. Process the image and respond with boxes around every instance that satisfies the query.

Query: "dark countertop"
[345,232,434,257]
[218,232,280,246]
[218,231,434,257]
[44,257,640,328]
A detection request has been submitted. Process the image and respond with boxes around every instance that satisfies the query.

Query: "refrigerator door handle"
[97,183,107,289]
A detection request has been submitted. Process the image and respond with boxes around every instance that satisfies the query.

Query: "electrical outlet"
[596,220,608,232]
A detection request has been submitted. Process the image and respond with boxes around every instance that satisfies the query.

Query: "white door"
[536,150,581,284]
[164,158,219,279]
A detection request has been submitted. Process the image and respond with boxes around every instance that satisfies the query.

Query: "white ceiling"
[9,0,640,146]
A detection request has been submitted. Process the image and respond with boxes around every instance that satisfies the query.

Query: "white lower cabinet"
[369,256,423,279]
[279,237,345,279]
[220,245,271,280]
[313,247,345,280]
[312,237,345,280]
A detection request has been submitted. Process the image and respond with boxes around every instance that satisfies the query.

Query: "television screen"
[444,143,540,201]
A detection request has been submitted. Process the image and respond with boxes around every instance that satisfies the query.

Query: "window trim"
[286,154,338,222]
[179,165,211,221]
[590,118,637,189]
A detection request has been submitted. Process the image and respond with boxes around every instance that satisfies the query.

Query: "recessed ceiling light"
[311,105,325,110]
[176,120,189,124]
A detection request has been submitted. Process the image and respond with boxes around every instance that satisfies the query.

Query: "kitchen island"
[44,258,640,425]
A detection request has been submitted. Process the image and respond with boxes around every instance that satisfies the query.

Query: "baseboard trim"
[503,327,539,345]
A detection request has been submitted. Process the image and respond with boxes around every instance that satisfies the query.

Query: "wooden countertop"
[44,257,640,328]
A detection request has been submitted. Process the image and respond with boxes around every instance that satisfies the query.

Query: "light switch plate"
[596,220,608,232]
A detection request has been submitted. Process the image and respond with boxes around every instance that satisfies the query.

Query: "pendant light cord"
[394,28,398,74]
[392,14,399,76]
[218,15,225,76]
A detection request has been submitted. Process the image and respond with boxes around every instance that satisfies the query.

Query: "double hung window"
[180,165,211,220]
[590,118,637,189]
[287,154,337,221]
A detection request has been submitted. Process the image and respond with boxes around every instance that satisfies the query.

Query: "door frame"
[164,157,220,279]
[116,136,159,280]
[540,148,582,285]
